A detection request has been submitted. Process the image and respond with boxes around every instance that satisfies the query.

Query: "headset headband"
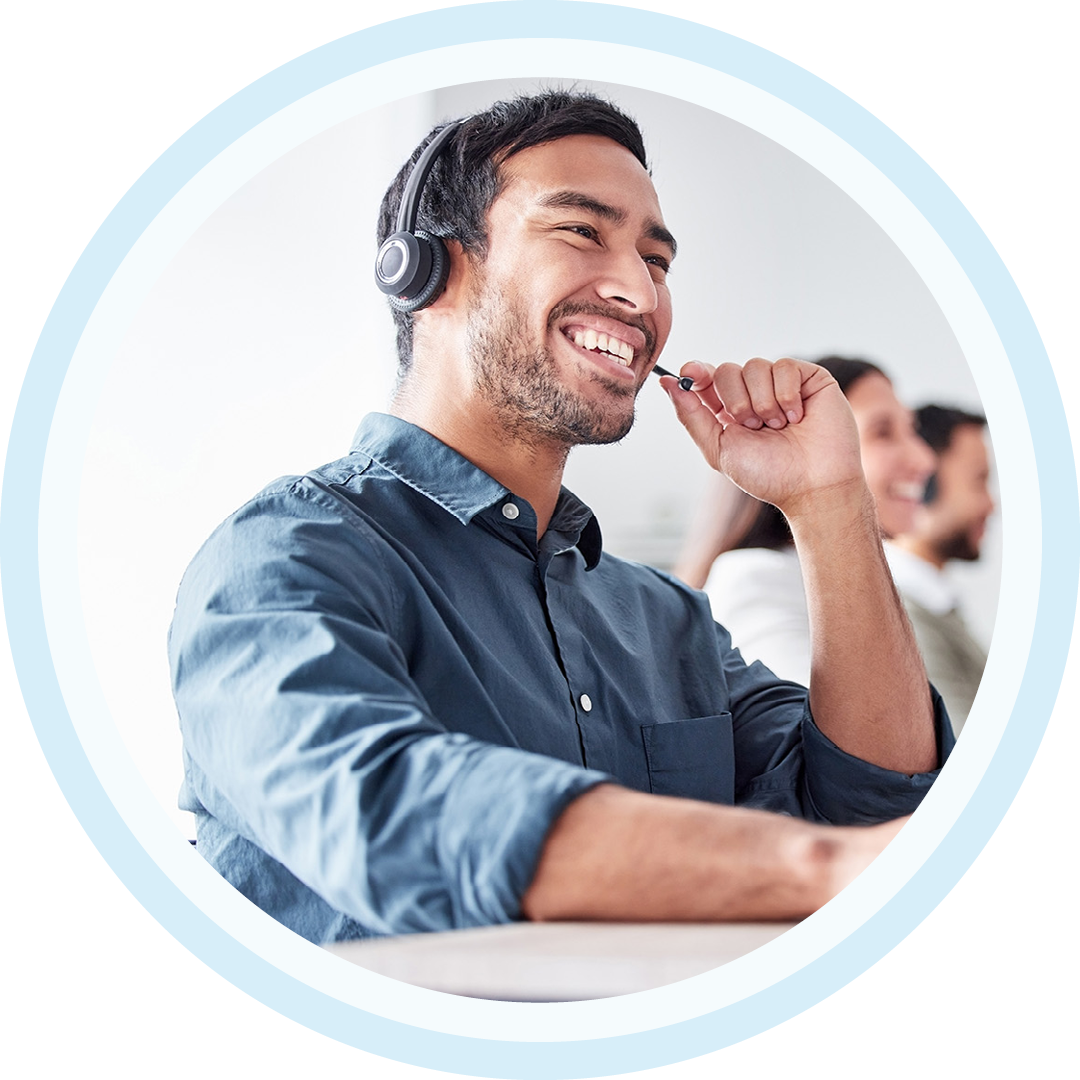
[374,118,467,313]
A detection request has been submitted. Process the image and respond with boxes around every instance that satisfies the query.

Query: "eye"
[643,253,671,276]
[558,223,599,241]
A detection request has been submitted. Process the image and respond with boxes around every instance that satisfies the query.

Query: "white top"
[703,546,811,687]
[883,541,959,615]
[703,541,985,733]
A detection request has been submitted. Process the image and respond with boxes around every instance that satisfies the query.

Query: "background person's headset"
[374,119,466,314]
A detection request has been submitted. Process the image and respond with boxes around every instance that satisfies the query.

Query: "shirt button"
[501,502,520,520]
[579,694,593,712]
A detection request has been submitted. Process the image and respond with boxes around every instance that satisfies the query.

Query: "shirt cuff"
[436,747,611,927]
[801,684,955,825]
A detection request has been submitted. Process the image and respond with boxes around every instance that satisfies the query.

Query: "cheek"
[653,291,674,349]
[962,492,991,525]
[859,446,892,502]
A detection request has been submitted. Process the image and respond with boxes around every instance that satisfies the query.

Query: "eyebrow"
[537,190,678,258]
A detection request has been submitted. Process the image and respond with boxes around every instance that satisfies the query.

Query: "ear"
[410,240,474,370]
[419,238,472,315]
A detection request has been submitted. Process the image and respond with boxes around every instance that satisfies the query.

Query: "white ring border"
[38,38,1037,1044]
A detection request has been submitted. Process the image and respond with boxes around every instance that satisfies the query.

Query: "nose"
[594,247,660,314]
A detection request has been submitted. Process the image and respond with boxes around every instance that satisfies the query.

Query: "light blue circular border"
[4,8,1058,1071]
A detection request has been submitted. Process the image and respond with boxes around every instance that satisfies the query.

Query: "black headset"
[374,119,465,314]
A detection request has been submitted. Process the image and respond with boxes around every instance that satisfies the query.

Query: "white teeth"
[567,327,635,367]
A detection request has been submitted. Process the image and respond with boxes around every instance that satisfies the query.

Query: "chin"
[565,400,637,446]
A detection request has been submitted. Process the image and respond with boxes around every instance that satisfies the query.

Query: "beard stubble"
[464,283,646,450]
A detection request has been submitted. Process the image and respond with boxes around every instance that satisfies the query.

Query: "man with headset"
[169,91,952,943]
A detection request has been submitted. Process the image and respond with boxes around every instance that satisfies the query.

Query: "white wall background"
[76,78,997,836]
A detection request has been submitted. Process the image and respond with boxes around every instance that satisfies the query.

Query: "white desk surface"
[326,921,795,1001]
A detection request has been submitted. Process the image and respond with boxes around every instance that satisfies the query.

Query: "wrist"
[781,479,877,544]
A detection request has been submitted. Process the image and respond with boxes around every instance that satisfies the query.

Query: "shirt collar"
[884,541,959,615]
[350,413,603,569]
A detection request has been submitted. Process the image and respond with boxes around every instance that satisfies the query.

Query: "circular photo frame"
[6,10,1036,1071]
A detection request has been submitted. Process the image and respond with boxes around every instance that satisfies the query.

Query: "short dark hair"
[377,90,650,374]
[729,501,793,552]
[812,355,887,396]
[914,403,987,454]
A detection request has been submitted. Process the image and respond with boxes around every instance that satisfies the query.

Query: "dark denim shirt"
[169,413,953,944]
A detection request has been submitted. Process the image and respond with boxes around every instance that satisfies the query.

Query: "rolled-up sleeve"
[717,621,953,824]
[170,485,606,939]
[799,685,955,824]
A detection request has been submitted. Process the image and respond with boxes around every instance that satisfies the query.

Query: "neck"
[392,372,570,538]
[893,535,947,570]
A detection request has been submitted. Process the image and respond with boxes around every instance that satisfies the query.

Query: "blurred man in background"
[887,405,994,734]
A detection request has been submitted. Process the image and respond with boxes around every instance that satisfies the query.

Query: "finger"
[772,357,806,424]
[713,361,764,430]
[678,359,715,389]
[676,360,725,417]
[798,360,839,402]
[742,357,789,429]
[661,376,724,468]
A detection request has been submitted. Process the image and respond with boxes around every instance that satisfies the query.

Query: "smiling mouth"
[563,327,636,368]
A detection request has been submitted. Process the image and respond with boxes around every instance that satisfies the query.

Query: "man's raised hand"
[660,357,865,518]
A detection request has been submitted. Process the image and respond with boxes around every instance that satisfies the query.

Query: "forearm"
[787,482,937,773]
[522,784,902,922]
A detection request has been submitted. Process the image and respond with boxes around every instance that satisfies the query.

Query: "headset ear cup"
[374,230,430,299]
[387,231,450,314]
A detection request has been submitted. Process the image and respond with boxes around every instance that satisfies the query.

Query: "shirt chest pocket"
[640,713,735,805]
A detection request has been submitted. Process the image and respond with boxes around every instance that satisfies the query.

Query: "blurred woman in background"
[674,356,935,687]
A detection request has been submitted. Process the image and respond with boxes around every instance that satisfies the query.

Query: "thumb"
[661,376,724,470]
